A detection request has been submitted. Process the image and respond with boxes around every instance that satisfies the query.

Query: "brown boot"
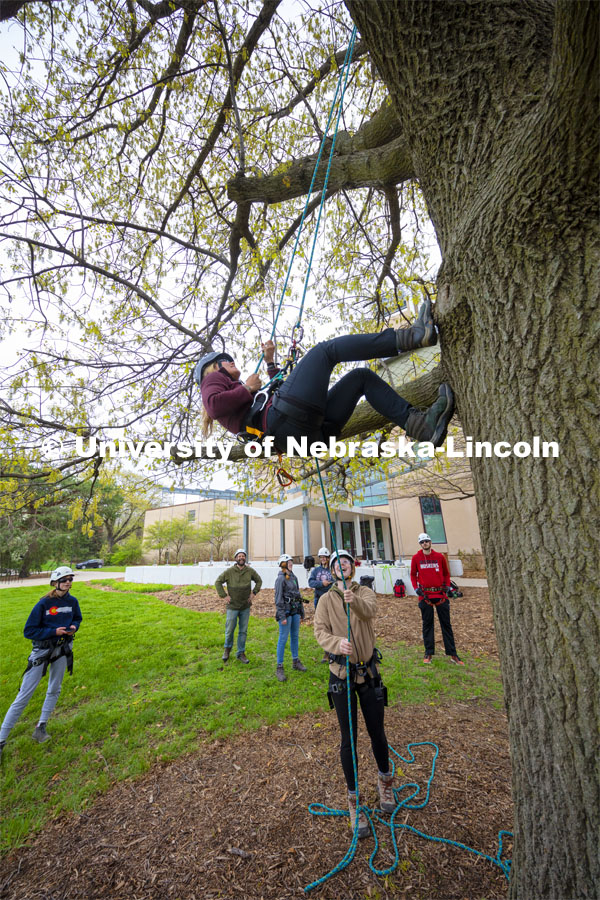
[377,773,396,813]
[222,647,231,662]
[403,383,455,448]
[395,298,437,353]
[276,664,287,682]
[292,658,307,672]
[348,793,369,838]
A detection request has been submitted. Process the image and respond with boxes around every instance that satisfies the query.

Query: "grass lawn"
[0,583,503,854]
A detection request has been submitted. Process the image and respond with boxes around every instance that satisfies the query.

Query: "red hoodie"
[410,549,450,600]
[201,370,253,435]
[201,363,280,436]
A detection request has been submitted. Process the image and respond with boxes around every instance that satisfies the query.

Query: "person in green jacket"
[215,550,262,663]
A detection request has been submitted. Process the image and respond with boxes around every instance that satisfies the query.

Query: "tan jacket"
[313,580,378,683]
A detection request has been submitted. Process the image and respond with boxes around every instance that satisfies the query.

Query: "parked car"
[75,559,104,569]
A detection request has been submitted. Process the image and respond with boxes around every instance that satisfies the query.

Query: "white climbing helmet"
[233,548,247,560]
[418,532,432,543]
[50,566,74,583]
[317,547,331,557]
[329,550,355,577]
[278,554,293,566]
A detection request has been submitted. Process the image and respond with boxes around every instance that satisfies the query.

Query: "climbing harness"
[23,636,74,679]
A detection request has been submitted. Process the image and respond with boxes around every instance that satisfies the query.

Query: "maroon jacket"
[201,364,280,436]
[410,549,451,600]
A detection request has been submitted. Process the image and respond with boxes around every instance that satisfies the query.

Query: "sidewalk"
[0,572,123,590]
[453,577,488,588]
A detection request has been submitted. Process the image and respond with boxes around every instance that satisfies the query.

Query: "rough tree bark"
[345,2,599,898]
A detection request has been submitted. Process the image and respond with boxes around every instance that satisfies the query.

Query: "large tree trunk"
[347,2,599,898]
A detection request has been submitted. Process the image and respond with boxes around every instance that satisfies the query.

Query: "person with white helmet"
[214,549,262,664]
[314,549,395,837]
[0,566,82,758]
[196,301,454,450]
[274,554,307,682]
[410,533,464,665]
[308,547,334,662]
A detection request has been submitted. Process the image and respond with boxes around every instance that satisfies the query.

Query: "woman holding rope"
[196,300,454,450]
[313,549,395,837]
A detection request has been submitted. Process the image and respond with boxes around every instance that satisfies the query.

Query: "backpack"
[359,575,375,589]
[393,579,406,598]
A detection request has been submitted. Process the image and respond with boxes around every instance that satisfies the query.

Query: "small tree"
[110,537,143,566]
[143,521,173,565]
[196,505,240,561]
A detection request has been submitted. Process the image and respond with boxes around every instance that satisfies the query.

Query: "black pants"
[419,598,457,656]
[266,330,410,445]
[329,672,389,792]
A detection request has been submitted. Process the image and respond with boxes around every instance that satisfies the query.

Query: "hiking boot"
[450,655,465,666]
[377,773,396,813]
[276,665,287,682]
[32,723,51,743]
[423,654,433,664]
[222,647,231,662]
[403,383,455,448]
[0,740,5,760]
[237,652,249,664]
[292,658,307,672]
[348,794,370,838]
[396,298,437,353]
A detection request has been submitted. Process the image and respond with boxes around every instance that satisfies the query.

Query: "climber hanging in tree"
[195,299,454,453]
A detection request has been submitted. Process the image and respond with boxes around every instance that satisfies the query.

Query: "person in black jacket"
[0,566,82,756]
[274,555,307,682]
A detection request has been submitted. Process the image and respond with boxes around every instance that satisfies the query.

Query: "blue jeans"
[276,614,301,665]
[0,648,69,741]
[224,607,251,656]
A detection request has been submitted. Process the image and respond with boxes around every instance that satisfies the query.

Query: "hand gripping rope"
[304,462,512,892]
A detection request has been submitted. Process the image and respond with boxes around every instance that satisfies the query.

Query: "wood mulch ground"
[0,585,511,900]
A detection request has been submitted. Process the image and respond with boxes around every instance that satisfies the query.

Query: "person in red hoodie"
[195,300,455,451]
[410,533,464,666]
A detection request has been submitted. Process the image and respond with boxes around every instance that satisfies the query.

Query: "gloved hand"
[416,587,425,597]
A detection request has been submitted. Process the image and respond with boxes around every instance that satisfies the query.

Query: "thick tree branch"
[228,134,413,204]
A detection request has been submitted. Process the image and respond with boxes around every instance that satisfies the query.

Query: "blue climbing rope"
[313,459,364,878]
[304,740,512,892]
[254,26,358,375]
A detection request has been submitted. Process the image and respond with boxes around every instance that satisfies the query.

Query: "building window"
[187,510,196,521]
[374,519,385,558]
[359,520,373,560]
[419,496,447,543]
[340,521,356,556]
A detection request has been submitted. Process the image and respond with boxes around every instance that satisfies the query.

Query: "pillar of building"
[334,513,342,551]
[383,519,393,560]
[280,519,286,555]
[302,506,311,559]
[243,515,249,556]
[353,514,363,558]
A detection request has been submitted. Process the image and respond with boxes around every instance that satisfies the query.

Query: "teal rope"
[304,741,512,891]
[254,27,358,373]
[308,462,512,893]
[313,460,365,869]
